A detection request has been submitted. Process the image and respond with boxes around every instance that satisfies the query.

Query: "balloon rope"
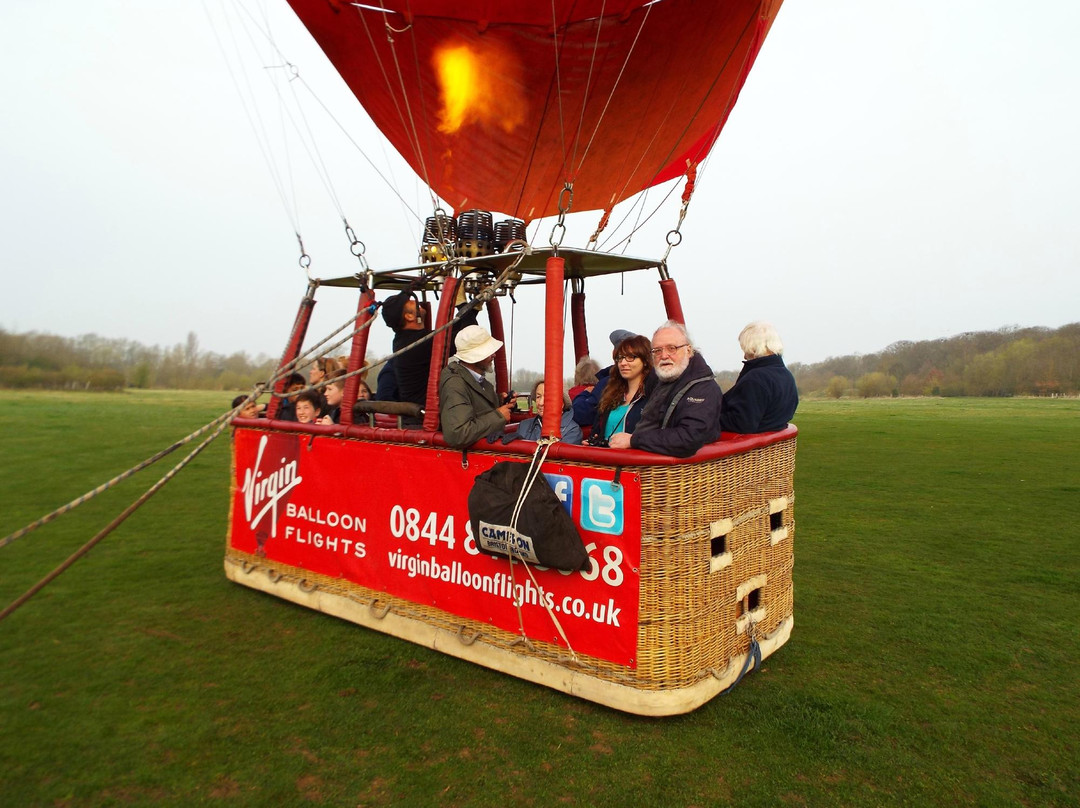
[201,0,300,236]
[566,0,609,172]
[573,2,653,177]
[0,419,231,623]
[354,4,434,193]
[1,295,376,553]
[504,440,577,661]
[0,284,380,551]
[548,0,568,168]
[0,383,273,552]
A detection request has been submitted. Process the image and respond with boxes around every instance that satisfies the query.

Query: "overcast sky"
[2,1,1077,375]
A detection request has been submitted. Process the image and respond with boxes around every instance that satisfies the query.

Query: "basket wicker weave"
[226,434,796,713]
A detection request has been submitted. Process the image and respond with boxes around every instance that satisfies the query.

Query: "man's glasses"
[650,343,689,357]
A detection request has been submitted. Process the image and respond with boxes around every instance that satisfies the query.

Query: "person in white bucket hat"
[439,325,515,448]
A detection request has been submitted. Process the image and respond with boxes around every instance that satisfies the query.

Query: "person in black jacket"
[609,321,722,457]
[381,289,433,411]
[720,321,798,434]
[381,287,481,414]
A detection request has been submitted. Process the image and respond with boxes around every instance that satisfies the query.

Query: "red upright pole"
[423,277,460,432]
[266,281,316,419]
[339,287,376,426]
[660,278,685,325]
[571,289,589,362]
[486,297,508,398]
[542,256,565,439]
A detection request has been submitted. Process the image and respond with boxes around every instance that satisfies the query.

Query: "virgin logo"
[241,434,302,538]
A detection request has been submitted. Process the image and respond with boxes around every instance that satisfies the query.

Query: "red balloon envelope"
[287,0,783,221]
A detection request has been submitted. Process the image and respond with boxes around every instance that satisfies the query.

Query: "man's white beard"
[655,357,689,382]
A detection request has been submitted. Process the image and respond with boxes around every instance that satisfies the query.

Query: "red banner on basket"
[229,430,642,667]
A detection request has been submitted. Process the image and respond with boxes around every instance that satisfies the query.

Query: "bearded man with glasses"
[607,320,722,457]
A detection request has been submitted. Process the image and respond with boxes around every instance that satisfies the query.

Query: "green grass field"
[1,391,1077,807]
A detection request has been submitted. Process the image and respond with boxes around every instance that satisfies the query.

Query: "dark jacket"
[438,361,507,449]
[392,328,432,409]
[277,398,297,422]
[572,365,612,426]
[719,354,798,434]
[383,289,481,410]
[630,352,722,457]
[374,358,399,401]
[510,411,583,444]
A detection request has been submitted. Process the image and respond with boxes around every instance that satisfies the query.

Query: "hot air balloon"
[225,0,796,715]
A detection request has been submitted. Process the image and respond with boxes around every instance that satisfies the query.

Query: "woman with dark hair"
[589,335,653,446]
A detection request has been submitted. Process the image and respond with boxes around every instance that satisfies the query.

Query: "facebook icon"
[544,473,574,516]
[580,478,624,535]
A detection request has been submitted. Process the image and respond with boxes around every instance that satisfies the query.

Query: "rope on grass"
[0,255,531,613]
[0,387,266,551]
[0,417,231,623]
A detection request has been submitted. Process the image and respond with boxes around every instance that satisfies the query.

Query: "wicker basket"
[226,433,796,715]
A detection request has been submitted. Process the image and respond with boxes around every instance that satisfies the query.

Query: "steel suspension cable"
[590,6,758,254]
[549,0,569,175]
[571,2,653,178]
[202,0,301,235]
[228,0,425,228]
[566,0,608,174]
[357,4,434,193]
[635,9,759,195]
[295,76,422,222]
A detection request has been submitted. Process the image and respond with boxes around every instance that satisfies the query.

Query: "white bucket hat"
[454,325,503,364]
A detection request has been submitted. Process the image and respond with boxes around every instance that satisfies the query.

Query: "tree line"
[0,329,277,392]
[2,322,1077,398]
[771,323,1079,398]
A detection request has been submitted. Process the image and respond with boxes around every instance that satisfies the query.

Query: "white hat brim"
[456,336,503,364]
